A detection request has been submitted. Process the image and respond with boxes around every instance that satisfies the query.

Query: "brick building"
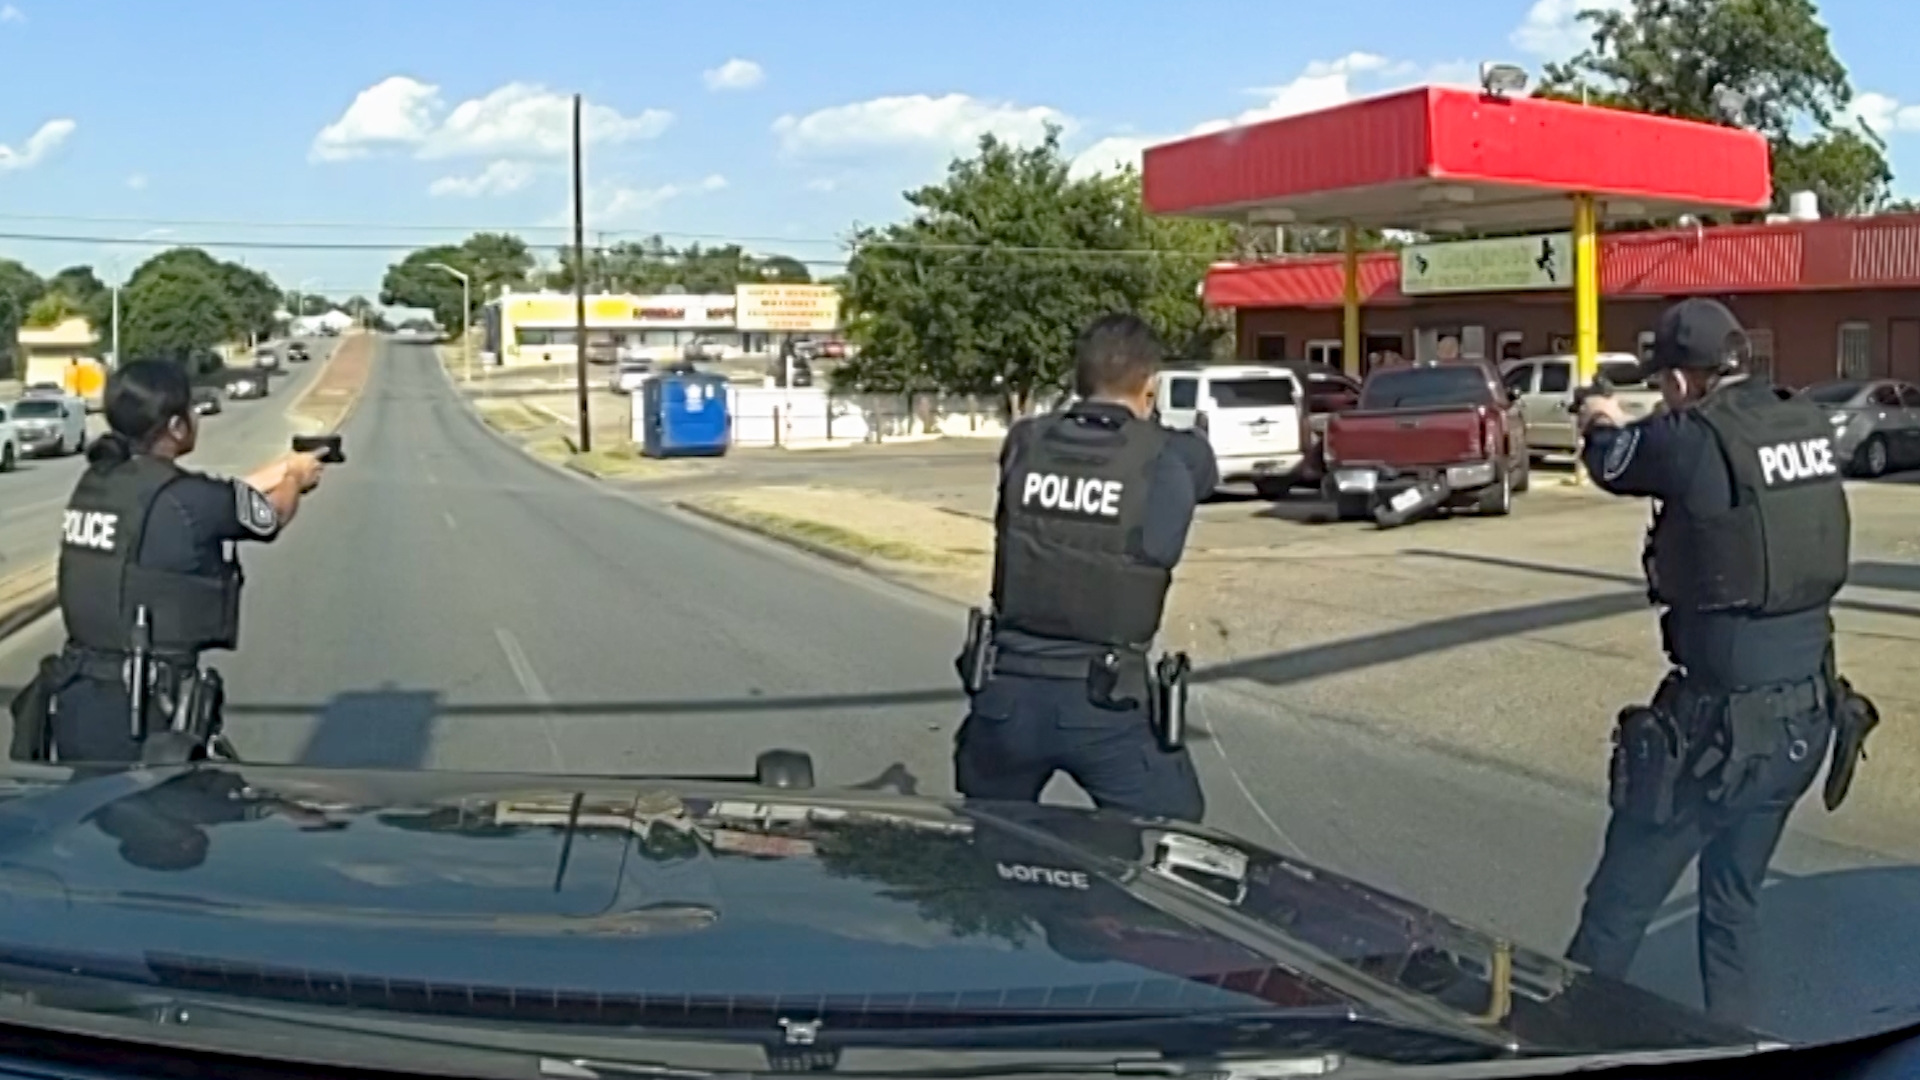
[1209,212,1920,388]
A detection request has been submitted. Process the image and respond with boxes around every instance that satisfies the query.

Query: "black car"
[0,760,1775,1077]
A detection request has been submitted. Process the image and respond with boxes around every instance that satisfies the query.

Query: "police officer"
[1565,298,1849,1027]
[953,313,1218,822]
[13,359,324,765]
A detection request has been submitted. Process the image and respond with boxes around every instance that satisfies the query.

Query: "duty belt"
[61,645,198,685]
[992,648,1149,680]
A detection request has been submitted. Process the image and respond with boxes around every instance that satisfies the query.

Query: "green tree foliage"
[831,127,1234,408]
[46,265,106,305]
[1538,0,1895,216]
[380,232,535,330]
[0,259,45,313]
[217,262,283,342]
[23,291,79,328]
[542,238,815,293]
[119,260,234,365]
[0,288,18,380]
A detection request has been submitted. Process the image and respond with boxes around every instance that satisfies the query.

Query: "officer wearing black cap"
[7,359,324,765]
[1564,298,1852,1027]
[953,313,1218,822]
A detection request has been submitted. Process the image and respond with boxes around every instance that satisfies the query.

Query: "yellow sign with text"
[735,284,841,332]
[507,295,638,326]
[1400,233,1573,295]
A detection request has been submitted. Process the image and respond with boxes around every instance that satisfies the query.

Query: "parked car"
[610,359,654,395]
[4,394,87,457]
[192,387,224,416]
[1155,365,1312,498]
[0,402,17,472]
[1802,378,1920,477]
[768,351,814,388]
[1500,353,1662,457]
[1322,359,1530,520]
[22,382,65,397]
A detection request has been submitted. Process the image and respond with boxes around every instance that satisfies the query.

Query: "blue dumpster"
[640,372,731,458]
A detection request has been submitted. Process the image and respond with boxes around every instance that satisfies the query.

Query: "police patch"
[235,481,280,537]
[1602,427,1641,482]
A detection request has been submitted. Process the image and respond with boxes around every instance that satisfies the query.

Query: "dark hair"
[1073,313,1166,399]
[89,359,194,467]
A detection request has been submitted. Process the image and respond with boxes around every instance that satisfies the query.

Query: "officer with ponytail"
[8,359,325,764]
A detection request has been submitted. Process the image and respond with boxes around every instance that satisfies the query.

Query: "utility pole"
[571,92,592,453]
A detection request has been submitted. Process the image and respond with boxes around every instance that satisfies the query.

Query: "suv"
[287,341,311,363]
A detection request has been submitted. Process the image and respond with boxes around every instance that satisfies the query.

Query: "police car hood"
[0,764,1762,1057]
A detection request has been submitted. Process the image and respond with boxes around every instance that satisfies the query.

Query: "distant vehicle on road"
[227,373,269,400]
[1322,359,1530,521]
[610,359,653,396]
[4,394,86,457]
[1802,378,1920,478]
[253,344,282,372]
[192,387,224,416]
[287,341,311,363]
[22,382,64,397]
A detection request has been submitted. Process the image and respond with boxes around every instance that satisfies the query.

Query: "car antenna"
[553,791,586,893]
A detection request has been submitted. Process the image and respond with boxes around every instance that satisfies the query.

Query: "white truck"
[1499,353,1665,458]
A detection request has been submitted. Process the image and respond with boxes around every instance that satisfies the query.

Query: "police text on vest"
[1758,439,1838,486]
[1021,472,1123,517]
[62,510,118,551]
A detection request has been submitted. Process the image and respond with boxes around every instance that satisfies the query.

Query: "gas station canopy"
[1142,86,1772,231]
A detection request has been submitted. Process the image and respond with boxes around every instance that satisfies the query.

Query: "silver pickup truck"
[1500,353,1665,458]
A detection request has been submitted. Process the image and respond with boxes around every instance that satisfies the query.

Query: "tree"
[832,127,1233,410]
[0,259,44,313]
[1539,0,1895,216]
[381,232,535,330]
[217,261,282,342]
[46,265,106,305]
[0,288,18,380]
[24,291,80,329]
[543,238,814,293]
[119,261,232,366]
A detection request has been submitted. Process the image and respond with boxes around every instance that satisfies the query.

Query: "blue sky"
[0,0,1913,304]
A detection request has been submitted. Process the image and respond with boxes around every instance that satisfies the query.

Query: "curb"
[671,500,867,569]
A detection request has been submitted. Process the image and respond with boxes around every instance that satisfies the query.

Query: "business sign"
[507,295,642,326]
[1400,233,1572,295]
[735,284,841,332]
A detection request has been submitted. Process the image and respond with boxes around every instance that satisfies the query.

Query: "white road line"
[443,511,458,530]
[493,626,566,770]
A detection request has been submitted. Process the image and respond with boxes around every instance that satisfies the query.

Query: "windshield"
[0,8,1915,1077]
[1804,381,1866,404]
[1359,366,1492,409]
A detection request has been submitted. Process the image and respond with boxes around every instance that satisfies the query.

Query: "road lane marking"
[443,512,457,531]
[493,626,566,770]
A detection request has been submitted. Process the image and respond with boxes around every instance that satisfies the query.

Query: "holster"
[1148,652,1192,753]
[956,608,997,695]
[7,654,77,762]
[1824,675,1880,812]
[141,667,227,766]
[1609,701,1687,826]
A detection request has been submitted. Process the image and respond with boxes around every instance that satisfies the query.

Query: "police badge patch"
[1602,427,1641,482]
[235,481,280,537]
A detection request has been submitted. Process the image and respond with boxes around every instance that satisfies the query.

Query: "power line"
[0,211,854,249]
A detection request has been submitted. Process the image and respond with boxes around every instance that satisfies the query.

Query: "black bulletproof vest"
[57,456,243,656]
[1649,379,1851,616]
[993,409,1171,648]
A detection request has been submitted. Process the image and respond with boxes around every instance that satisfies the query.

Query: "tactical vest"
[1648,379,1851,616]
[993,409,1171,648]
[57,456,243,657]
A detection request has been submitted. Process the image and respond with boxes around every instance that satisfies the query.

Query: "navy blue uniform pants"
[50,676,146,765]
[953,673,1205,822]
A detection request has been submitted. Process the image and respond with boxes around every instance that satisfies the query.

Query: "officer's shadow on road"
[1632,865,1920,1045]
[295,687,441,770]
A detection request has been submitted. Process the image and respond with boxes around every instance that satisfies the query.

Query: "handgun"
[1565,372,1617,414]
[292,434,346,464]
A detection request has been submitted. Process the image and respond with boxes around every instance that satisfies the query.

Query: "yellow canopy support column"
[1342,223,1361,378]
[1569,193,1600,486]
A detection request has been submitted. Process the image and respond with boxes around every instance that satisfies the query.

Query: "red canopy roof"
[1143,86,1771,232]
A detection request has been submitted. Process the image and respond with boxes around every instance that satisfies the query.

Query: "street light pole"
[110,285,120,369]
[427,262,473,383]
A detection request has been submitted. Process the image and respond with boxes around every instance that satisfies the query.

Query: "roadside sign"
[735,284,840,332]
[1401,233,1572,295]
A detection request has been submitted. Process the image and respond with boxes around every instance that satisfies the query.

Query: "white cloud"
[0,118,73,171]
[428,159,538,197]
[1069,53,1475,178]
[311,76,673,164]
[125,172,147,190]
[1851,91,1920,137]
[703,58,764,91]
[0,6,23,23]
[1511,0,1629,59]
[773,93,1071,156]
[566,173,729,227]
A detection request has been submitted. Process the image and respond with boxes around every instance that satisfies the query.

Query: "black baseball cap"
[1645,298,1749,374]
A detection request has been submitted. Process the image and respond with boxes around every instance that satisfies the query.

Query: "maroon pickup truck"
[1320,360,1531,521]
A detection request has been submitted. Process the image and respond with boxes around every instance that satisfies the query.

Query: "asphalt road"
[0,339,331,578]
[0,337,1914,1045]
